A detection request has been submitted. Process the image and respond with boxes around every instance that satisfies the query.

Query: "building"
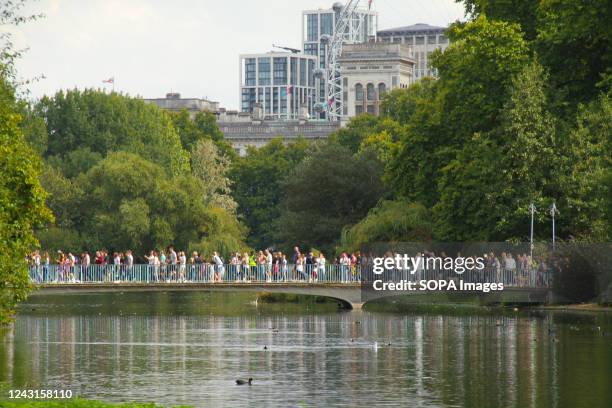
[377,23,449,79]
[239,52,318,120]
[143,92,220,116]
[339,43,414,117]
[302,2,378,118]
[218,107,340,156]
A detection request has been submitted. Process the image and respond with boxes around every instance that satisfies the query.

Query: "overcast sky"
[10,0,465,109]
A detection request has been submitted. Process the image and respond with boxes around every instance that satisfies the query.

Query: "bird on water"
[236,378,253,386]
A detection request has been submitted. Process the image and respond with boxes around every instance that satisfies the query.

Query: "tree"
[457,0,539,40]
[434,16,529,145]
[0,75,52,323]
[190,138,237,212]
[36,89,190,176]
[536,0,611,105]
[0,0,51,323]
[170,110,237,160]
[433,60,566,241]
[340,200,432,252]
[72,151,248,257]
[560,94,612,241]
[276,144,387,254]
[229,138,309,249]
[383,78,443,207]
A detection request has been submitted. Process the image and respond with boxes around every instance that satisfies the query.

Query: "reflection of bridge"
[30,264,553,309]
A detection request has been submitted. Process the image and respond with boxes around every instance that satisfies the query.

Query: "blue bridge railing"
[29,264,552,288]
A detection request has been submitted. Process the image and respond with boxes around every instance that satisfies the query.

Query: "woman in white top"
[296,255,306,280]
[317,253,326,282]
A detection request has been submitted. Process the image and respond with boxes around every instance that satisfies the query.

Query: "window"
[367,105,375,114]
[355,83,363,101]
[265,88,272,113]
[428,35,437,44]
[258,58,271,86]
[304,43,317,56]
[300,58,307,86]
[241,88,256,112]
[356,105,364,114]
[306,14,318,42]
[321,13,333,36]
[244,58,256,86]
[366,83,375,101]
[290,57,298,85]
[378,83,386,97]
[439,35,448,44]
[415,36,424,45]
[308,60,314,87]
[273,57,287,85]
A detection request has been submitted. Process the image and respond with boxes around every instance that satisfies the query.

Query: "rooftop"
[378,23,446,34]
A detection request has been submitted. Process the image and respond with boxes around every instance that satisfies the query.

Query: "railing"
[28,264,552,288]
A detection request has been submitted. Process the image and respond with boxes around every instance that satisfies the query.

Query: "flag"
[102,77,114,84]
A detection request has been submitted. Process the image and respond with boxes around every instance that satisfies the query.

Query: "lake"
[1,292,611,407]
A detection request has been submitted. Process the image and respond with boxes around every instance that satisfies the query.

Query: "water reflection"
[1,294,611,407]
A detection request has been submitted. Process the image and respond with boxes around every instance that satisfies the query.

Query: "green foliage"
[70,151,247,256]
[536,0,612,105]
[39,164,84,229]
[560,94,612,241]
[457,0,539,40]
[170,110,236,160]
[435,16,529,144]
[36,89,190,176]
[190,139,236,212]
[383,79,442,206]
[276,143,387,254]
[0,73,52,324]
[46,147,103,178]
[229,138,309,249]
[340,200,432,252]
[434,60,562,240]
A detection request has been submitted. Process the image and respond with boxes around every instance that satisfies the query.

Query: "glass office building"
[239,52,317,120]
[302,3,377,118]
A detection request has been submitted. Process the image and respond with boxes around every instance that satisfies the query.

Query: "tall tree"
[277,144,387,254]
[434,16,529,145]
[434,60,561,240]
[36,89,190,176]
[190,139,237,213]
[229,138,309,249]
[0,0,51,323]
[457,0,539,40]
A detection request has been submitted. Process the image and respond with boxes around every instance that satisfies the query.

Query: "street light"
[549,202,559,251]
[529,203,537,259]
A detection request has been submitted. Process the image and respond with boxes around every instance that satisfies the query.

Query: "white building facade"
[377,23,449,79]
[302,3,377,118]
[339,43,414,117]
[239,52,318,120]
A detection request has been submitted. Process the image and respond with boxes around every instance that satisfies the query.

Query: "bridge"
[29,264,553,309]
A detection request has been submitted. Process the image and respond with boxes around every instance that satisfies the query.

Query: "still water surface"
[1,292,611,407]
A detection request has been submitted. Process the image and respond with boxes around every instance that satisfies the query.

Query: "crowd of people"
[26,246,554,287]
[26,246,363,284]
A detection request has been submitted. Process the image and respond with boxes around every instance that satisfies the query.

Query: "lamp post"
[550,202,559,251]
[529,203,537,259]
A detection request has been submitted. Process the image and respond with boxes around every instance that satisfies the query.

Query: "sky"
[9,0,465,110]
